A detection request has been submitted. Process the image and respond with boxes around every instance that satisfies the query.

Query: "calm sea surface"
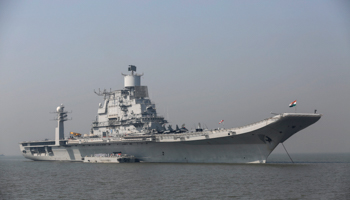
[0,153,349,200]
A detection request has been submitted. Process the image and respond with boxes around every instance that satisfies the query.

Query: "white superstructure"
[19,66,321,163]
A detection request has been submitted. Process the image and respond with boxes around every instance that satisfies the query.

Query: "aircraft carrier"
[19,65,321,163]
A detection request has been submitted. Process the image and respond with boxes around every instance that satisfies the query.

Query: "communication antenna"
[167,106,169,122]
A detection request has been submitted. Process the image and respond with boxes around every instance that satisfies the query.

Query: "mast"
[54,104,68,145]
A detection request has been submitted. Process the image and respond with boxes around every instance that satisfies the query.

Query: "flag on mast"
[219,120,224,124]
[289,100,297,107]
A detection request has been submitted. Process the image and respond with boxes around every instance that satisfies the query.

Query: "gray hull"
[20,113,321,163]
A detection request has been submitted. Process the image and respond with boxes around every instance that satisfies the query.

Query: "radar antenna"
[128,65,137,75]
[94,88,113,99]
[122,65,144,77]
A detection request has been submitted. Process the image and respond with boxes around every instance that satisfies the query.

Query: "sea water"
[0,153,349,200]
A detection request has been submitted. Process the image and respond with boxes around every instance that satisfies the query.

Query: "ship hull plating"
[22,143,270,163]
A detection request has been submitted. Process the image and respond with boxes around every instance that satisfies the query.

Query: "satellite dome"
[56,104,64,112]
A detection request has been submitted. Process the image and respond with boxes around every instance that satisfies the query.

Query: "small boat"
[83,152,139,163]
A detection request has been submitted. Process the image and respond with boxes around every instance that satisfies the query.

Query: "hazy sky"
[1,0,349,155]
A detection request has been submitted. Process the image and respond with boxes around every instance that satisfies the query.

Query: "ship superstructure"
[19,66,321,163]
[91,65,168,137]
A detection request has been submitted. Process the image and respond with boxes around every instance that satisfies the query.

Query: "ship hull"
[20,113,321,163]
[22,143,270,163]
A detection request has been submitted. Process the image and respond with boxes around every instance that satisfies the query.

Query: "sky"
[0,0,349,156]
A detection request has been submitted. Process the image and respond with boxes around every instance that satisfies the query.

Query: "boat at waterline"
[83,153,138,163]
